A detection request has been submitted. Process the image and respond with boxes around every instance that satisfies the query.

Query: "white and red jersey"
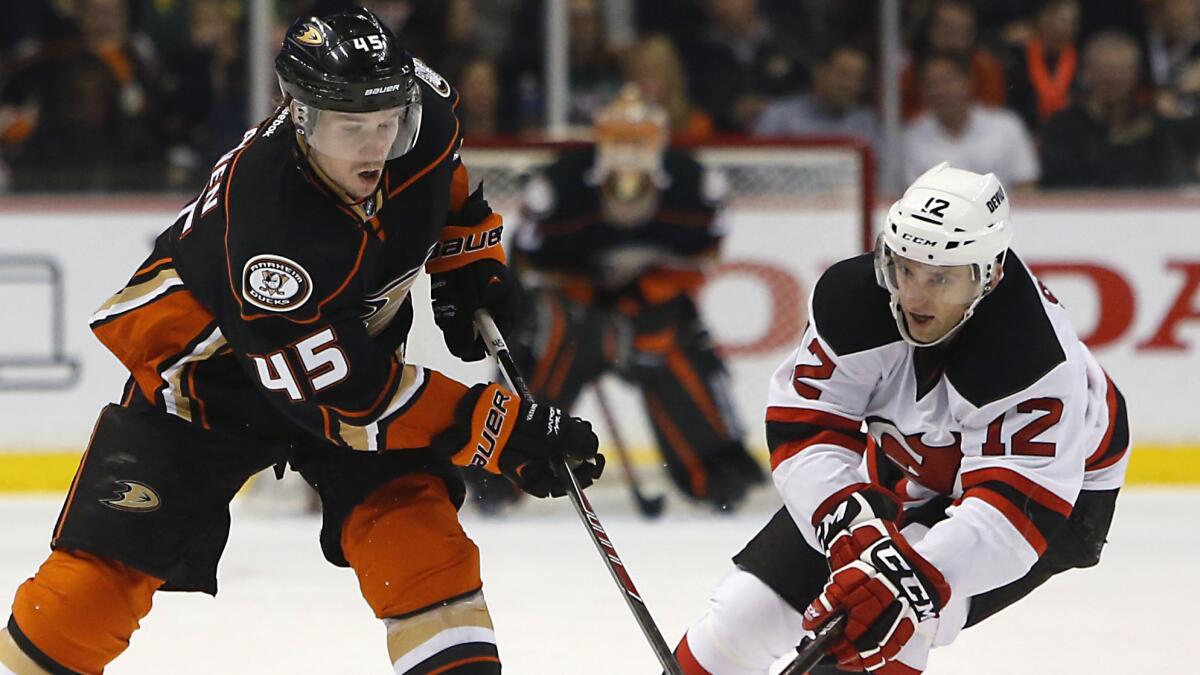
[767,252,1130,600]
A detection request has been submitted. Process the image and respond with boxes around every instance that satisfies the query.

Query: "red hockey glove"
[813,485,903,551]
[803,519,950,672]
[436,383,604,497]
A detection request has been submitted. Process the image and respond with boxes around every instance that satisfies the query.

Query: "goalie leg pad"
[8,549,163,675]
[342,473,483,619]
[677,568,807,675]
[384,591,499,674]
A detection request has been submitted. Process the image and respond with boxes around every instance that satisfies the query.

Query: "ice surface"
[0,487,1195,674]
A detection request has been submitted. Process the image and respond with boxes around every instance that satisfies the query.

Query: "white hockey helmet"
[875,162,1014,345]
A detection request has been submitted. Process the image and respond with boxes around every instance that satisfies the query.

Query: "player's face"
[892,257,978,343]
[308,108,404,200]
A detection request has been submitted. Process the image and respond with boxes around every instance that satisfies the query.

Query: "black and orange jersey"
[90,64,505,453]
[512,147,725,305]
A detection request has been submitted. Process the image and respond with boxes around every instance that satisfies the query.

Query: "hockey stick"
[475,310,684,675]
[779,614,846,675]
[592,382,667,518]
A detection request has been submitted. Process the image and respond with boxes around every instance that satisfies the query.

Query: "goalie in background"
[467,85,765,513]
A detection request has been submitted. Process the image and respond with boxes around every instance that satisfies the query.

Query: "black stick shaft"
[593,382,665,516]
[474,311,683,675]
[779,614,846,675]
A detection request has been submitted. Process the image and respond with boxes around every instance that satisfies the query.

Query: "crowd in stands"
[0,0,1197,193]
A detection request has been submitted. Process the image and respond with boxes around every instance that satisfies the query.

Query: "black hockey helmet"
[276,6,422,160]
[276,7,416,112]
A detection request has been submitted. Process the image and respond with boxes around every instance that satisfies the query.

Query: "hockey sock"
[678,568,808,675]
[384,592,499,674]
[9,549,162,674]
[1,627,49,674]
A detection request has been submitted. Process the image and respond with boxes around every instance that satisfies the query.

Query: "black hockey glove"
[430,259,520,361]
[437,383,605,498]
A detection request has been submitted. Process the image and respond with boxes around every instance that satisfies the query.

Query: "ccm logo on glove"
[872,544,937,622]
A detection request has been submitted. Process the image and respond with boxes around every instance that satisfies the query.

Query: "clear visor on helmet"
[875,239,985,307]
[293,96,422,163]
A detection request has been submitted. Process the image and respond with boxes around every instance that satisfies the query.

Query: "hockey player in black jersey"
[0,8,602,675]
[470,86,765,512]
[674,164,1128,674]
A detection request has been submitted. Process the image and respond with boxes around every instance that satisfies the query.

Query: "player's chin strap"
[473,310,684,675]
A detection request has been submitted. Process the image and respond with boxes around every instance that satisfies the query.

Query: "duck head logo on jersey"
[866,416,963,495]
[243,255,313,312]
[100,480,161,512]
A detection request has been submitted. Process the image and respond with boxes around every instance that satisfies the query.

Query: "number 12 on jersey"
[982,398,1064,457]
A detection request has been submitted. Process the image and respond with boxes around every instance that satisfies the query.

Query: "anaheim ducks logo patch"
[243,255,313,312]
[100,481,161,512]
[413,57,451,98]
[295,23,324,46]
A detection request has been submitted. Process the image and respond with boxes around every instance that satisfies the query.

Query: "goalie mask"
[591,85,669,224]
[276,7,422,162]
[875,162,1013,346]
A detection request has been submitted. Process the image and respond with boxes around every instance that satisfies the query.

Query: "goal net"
[459,137,875,461]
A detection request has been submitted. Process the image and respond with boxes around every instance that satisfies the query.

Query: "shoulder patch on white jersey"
[413,58,451,98]
[243,255,313,312]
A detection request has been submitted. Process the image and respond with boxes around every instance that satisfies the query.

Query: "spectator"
[401,0,478,79]
[7,51,162,191]
[157,0,248,188]
[497,0,624,132]
[753,44,878,152]
[1005,0,1081,132]
[1146,0,1200,118]
[679,0,808,132]
[903,54,1039,187]
[456,57,502,139]
[625,34,714,143]
[1040,30,1192,188]
[901,0,1006,119]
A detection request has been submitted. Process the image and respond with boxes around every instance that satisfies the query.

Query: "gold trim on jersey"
[339,363,424,451]
[161,326,227,424]
[91,268,183,324]
[363,266,422,336]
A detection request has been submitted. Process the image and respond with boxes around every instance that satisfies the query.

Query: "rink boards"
[1,195,1198,488]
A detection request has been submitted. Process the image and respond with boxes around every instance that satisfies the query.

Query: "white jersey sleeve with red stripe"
[766,317,882,553]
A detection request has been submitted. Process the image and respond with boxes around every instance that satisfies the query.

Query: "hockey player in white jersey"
[673,163,1129,674]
